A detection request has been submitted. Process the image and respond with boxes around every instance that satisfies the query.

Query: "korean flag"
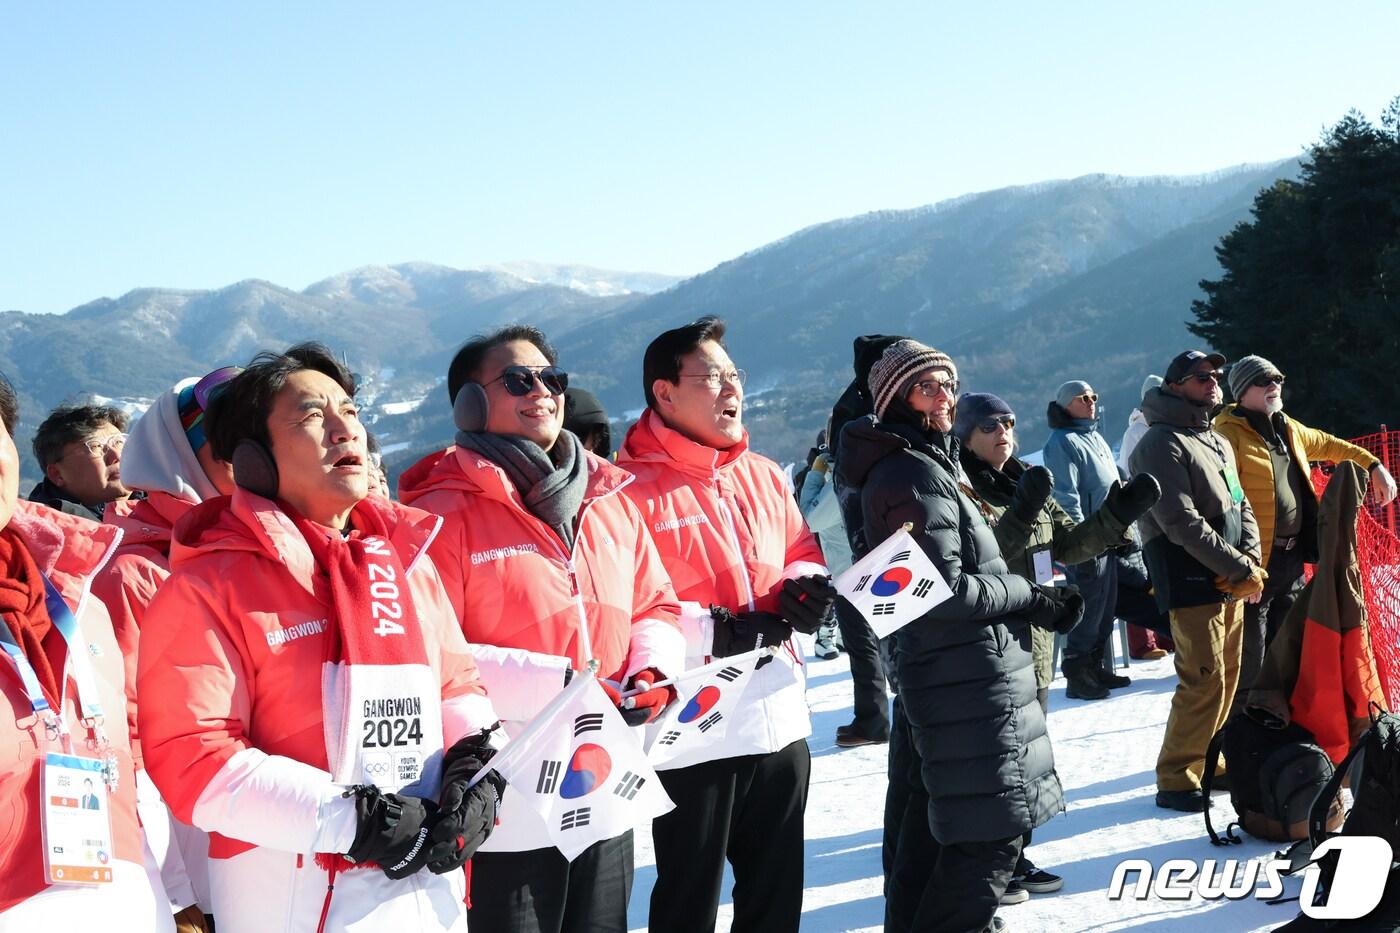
[486,673,675,860]
[645,651,763,767]
[835,525,951,638]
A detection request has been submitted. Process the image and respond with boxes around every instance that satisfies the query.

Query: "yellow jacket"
[1213,407,1378,565]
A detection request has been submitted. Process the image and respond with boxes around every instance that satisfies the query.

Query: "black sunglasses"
[490,365,569,397]
[977,415,1016,433]
[1251,374,1285,388]
[1181,370,1224,384]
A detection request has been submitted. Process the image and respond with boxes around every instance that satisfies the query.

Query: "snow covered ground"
[627,640,1316,932]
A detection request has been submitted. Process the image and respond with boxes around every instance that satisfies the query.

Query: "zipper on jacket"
[713,471,757,612]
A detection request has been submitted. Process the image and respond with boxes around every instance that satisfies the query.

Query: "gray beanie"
[1227,355,1283,401]
[1140,374,1163,399]
[1055,380,1093,409]
[868,340,957,419]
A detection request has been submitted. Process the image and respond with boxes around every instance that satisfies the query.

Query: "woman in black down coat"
[837,340,1084,933]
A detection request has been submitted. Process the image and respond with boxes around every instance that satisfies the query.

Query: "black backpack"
[1204,713,1341,845]
[1273,707,1400,930]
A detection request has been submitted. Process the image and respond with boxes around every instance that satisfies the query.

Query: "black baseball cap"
[1165,350,1226,384]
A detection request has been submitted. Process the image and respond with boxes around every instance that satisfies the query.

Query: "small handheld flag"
[835,524,951,638]
[639,647,771,766]
[473,668,674,860]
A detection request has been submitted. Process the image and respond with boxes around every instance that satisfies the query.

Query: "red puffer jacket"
[618,411,827,768]
[398,444,684,851]
[137,489,495,933]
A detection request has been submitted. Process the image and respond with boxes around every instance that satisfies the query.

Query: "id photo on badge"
[41,752,115,885]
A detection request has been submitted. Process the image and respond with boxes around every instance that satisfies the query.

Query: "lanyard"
[0,572,105,726]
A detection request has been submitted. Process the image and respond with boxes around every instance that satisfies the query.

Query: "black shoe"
[1156,788,1211,812]
[1063,658,1109,700]
[1014,865,1063,894]
[1091,651,1132,688]
[1096,668,1132,689]
[836,727,889,748]
[999,879,1029,905]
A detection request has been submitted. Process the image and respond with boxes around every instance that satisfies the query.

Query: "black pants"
[649,740,811,933]
[1064,555,1118,660]
[836,598,891,737]
[1114,580,1175,640]
[468,831,633,933]
[883,702,1020,932]
[1234,543,1307,709]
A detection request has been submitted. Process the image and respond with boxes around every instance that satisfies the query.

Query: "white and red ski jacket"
[398,444,685,851]
[137,489,497,933]
[618,411,828,768]
[0,501,170,931]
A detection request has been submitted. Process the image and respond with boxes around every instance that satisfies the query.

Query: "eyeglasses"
[488,365,569,396]
[1076,393,1099,405]
[912,378,958,398]
[1251,374,1285,388]
[73,433,127,459]
[1181,371,1224,385]
[678,369,746,389]
[977,415,1016,433]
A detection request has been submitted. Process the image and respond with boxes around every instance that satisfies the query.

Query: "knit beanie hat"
[1227,355,1283,401]
[868,340,956,420]
[1140,374,1163,400]
[1055,380,1094,410]
[952,393,1014,443]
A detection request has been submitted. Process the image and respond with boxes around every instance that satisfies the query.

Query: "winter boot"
[1091,647,1131,689]
[814,624,839,660]
[1063,656,1109,700]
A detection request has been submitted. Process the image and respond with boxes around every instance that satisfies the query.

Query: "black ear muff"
[232,439,279,499]
[453,383,489,434]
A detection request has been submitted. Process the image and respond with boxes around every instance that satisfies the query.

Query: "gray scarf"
[456,428,588,550]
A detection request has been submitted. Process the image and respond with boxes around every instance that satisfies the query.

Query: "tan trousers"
[1155,599,1244,791]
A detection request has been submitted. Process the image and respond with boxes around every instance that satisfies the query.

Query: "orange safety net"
[1312,430,1400,711]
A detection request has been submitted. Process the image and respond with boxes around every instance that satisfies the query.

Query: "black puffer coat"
[838,414,1064,844]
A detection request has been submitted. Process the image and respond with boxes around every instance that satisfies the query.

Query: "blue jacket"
[1042,402,1121,523]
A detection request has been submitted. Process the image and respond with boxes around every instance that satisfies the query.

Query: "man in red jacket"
[399,324,685,933]
[618,318,834,933]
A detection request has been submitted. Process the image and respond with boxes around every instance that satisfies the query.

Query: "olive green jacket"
[960,449,1132,687]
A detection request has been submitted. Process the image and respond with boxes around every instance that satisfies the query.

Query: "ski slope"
[628,640,1312,932]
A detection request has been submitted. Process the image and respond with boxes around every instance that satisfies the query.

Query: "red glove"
[621,667,676,726]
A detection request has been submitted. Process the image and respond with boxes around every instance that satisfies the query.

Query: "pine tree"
[1189,99,1400,437]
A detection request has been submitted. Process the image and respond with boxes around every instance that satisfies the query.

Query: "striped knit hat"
[868,339,957,419]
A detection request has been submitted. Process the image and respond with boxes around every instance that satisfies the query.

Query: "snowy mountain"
[1,158,1302,485]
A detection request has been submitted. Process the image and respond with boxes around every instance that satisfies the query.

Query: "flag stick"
[618,646,776,701]
[462,659,599,791]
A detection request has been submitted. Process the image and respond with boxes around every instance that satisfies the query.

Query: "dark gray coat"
[838,415,1064,844]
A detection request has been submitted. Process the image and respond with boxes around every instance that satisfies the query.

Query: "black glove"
[345,785,443,879]
[1104,473,1161,526]
[427,728,507,874]
[710,605,793,668]
[1010,466,1054,524]
[1023,583,1085,635]
[778,575,837,635]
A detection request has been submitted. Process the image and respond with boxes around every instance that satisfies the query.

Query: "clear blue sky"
[2,2,1397,313]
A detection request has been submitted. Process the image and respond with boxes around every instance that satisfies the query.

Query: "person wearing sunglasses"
[399,325,685,933]
[956,391,1157,905]
[28,403,134,521]
[618,318,833,933]
[1213,355,1397,715]
[1044,380,1160,701]
[1130,349,1265,813]
[89,367,242,931]
[840,340,1084,933]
